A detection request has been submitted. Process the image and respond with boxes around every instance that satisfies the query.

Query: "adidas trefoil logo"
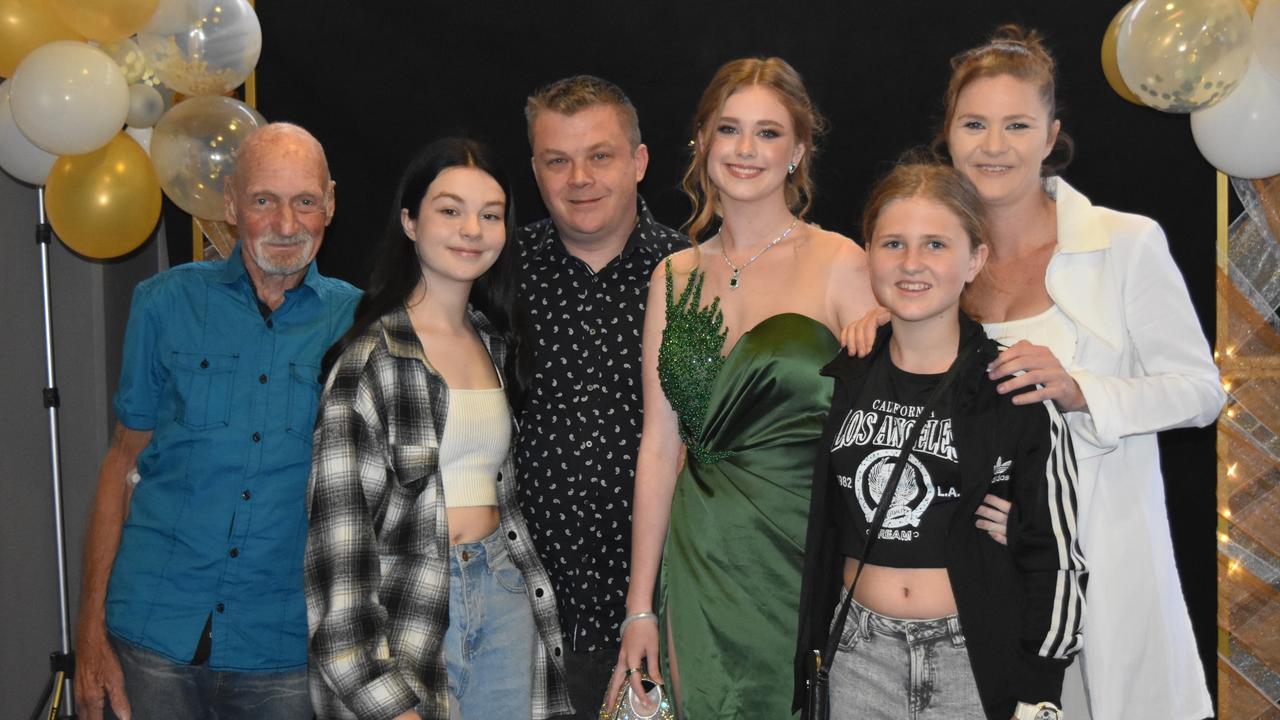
[992,456,1012,483]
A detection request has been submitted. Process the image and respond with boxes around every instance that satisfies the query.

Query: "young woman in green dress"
[606,57,876,718]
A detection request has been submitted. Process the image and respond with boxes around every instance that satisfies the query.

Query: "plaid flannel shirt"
[305,305,572,720]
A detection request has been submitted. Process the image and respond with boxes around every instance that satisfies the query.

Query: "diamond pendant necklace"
[719,217,799,290]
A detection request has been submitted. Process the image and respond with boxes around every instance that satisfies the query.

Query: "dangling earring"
[787,162,797,175]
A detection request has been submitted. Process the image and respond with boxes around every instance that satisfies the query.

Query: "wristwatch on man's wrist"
[1013,701,1062,720]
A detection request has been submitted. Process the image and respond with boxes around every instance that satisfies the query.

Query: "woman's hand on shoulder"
[841,306,891,357]
[988,340,1087,412]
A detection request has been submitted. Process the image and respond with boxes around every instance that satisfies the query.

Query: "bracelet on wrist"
[619,611,658,639]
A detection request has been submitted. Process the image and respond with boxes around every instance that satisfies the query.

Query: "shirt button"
[265,319,274,329]
[229,548,239,558]
[554,646,562,656]
[252,432,261,442]
[258,374,268,384]
[200,359,209,369]
[507,531,517,540]
[241,490,252,501]
[216,603,225,613]
[535,587,545,598]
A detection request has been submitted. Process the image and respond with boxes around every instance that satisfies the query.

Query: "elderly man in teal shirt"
[73,123,360,720]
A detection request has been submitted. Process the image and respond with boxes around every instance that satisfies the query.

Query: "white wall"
[0,171,162,710]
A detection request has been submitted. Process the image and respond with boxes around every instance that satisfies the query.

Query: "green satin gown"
[657,261,838,718]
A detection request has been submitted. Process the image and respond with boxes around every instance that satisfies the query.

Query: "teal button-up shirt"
[107,245,359,671]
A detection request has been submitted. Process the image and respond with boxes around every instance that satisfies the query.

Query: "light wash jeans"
[444,528,537,719]
[107,634,309,720]
[828,592,985,720]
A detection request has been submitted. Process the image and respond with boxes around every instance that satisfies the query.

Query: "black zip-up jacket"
[793,315,1086,719]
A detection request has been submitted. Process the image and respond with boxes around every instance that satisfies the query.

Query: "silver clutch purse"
[599,672,675,720]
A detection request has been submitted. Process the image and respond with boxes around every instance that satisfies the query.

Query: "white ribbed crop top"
[439,388,510,508]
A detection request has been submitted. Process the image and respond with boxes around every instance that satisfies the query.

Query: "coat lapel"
[1045,178,1124,353]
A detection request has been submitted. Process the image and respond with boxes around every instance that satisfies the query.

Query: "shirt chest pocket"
[171,352,238,430]
[386,443,443,556]
[285,363,322,441]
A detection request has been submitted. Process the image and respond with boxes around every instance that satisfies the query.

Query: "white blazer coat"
[1044,177,1223,720]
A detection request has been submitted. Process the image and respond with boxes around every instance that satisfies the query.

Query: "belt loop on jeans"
[857,601,873,640]
[480,526,506,563]
[946,615,964,647]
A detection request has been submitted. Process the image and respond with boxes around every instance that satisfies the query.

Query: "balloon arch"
[0,0,263,259]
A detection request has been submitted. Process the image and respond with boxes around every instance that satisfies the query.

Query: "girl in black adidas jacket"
[794,162,1085,720]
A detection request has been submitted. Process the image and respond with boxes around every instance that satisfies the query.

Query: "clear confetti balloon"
[149,94,265,219]
[1117,0,1254,113]
[99,37,159,86]
[137,0,262,97]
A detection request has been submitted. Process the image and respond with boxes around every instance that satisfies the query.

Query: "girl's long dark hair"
[321,137,532,408]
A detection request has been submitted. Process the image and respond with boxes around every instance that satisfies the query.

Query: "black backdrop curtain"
[253,0,1220,700]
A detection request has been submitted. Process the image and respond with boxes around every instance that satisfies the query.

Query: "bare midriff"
[843,557,957,619]
[447,506,500,545]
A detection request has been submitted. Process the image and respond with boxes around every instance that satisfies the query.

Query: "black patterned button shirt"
[516,198,685,652]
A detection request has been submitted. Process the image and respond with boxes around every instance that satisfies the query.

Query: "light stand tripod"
[29,187,78,720]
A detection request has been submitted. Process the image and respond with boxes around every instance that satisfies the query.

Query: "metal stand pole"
[36,186,76,718]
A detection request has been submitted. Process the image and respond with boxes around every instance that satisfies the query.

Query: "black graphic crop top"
[830,359,962,569]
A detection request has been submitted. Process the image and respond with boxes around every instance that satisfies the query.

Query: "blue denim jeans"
[444,529,537,719]
[828,592,985,720]
[107,634,309,720]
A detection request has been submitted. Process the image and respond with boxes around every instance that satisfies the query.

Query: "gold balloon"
[51,0,161,43]
[46,133,161,259]
[1102,2,1145,105]
[0,0,84,77]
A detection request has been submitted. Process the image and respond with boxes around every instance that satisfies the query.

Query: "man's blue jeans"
[444,529,537,719]
[107,634,309,719]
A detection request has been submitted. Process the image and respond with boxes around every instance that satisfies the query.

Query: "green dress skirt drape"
[657,263,837,718]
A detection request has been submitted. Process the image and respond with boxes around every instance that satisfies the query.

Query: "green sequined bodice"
[657,260,728,462]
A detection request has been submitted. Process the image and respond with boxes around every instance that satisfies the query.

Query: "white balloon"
[126,126,153,156]
[1256,0,1280,82]
[0,80,57,186]
[127,84,166,128]
[10,41,130,156]
[1191,58,1280,178]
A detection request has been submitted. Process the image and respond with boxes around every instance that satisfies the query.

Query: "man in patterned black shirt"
[517,75,685,716]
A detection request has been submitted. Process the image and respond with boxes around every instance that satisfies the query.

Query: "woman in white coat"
[852,25,1223,720]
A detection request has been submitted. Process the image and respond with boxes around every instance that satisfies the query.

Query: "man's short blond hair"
[525,75,642,150]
